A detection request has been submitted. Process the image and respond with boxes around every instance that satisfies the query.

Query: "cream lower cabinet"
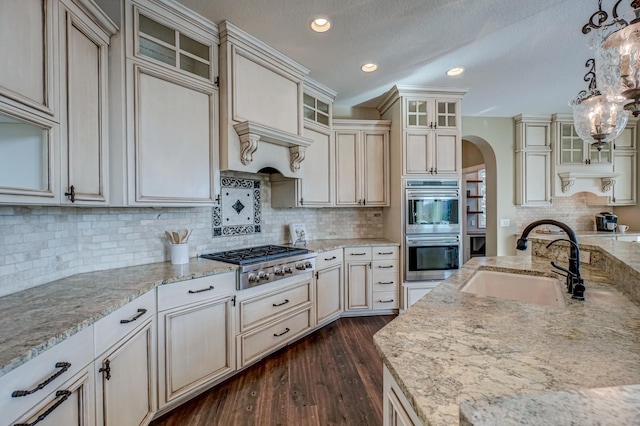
[236,275,314,368]
[383,365,422,426]
[12,366,96,426]
[94,290,156,426]
[334,119,390,207]
[0,326,95,426]
[344,246,399,313]
[156,273,236,411]
[314,248,344,325]
[402,282,439,310]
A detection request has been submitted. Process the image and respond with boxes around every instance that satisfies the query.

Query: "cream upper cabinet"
[0,0,116,206]
[550,114,637,203]
[611,151,637,205]
[377,88,465,179]
[334,119,390,207]
[514,115,552,206]
[405,97,460,130]
[59,0,114,205]
[270,80,337,208]
[108,0,220,206]
[405,130,460,175]
[403,96,461,176]
[0,0,56,118]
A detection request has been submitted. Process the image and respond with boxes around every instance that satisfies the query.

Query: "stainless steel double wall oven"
[405,179,461,281]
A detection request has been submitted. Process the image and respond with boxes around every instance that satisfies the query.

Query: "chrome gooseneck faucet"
[516,219,585,301]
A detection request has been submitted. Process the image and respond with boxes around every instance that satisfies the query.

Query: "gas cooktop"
[200,245,316,290]
[200,245,310,265]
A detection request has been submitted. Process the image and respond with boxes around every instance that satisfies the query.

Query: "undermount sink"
[461,270,565,308]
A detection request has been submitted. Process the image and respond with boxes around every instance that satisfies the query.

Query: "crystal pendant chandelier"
[584,1,640,114]
[569,59,628,149]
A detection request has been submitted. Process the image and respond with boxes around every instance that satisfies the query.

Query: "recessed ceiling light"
[361,63,378,73]
[311,18,331,33]
[446,67,464,76]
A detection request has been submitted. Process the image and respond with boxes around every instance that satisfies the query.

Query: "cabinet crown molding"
[219,21,309,79]
[376,85,468,116]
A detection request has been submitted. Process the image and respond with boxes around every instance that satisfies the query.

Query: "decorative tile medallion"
[212,177,261,237]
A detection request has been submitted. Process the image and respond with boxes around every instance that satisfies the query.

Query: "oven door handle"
[406,190,459,198]
[406,238,459,246]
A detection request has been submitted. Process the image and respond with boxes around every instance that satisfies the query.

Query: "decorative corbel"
[289,146,306,172]
[239,133,260,165]
[560,176,575,193]
[601,177,616,192]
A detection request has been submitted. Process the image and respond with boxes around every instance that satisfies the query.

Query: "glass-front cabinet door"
[0,110,56,202]
[559,123,611,165]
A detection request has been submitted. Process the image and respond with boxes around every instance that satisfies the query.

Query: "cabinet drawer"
[372,272,399,292]
[343,247,372,261]
[238,308,312,367]
[0,325,94,420]
[373,291,399,310]
[239,280,311,332]
[315,248,344,270]
[157,272,236,311]
[95,290,156,356]
[372,260,398,273]
[372,246,398,260]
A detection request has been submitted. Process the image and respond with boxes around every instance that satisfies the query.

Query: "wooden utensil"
[178,228,189,243]
[165,231,175,244]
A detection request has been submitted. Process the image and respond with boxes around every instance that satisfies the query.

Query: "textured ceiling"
[176,0,596,117]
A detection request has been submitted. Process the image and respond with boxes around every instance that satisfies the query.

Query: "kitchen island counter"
[374,252,640,425]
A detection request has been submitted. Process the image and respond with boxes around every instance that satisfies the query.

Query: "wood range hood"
[218,21,314,179]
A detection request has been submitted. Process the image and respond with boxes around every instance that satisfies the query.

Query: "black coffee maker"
[595,212,618,232]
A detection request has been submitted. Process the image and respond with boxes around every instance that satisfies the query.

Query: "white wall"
[0,172,383,297]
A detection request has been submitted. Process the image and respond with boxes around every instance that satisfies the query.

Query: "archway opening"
[462,136,498,257]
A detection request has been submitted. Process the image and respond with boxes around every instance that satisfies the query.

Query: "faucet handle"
[572,278,585,301]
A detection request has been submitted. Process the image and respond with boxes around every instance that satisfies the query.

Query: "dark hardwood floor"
[150,315,395,426]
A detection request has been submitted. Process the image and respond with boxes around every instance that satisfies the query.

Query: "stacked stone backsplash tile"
[516,193,605,232]
[0,171,383,297]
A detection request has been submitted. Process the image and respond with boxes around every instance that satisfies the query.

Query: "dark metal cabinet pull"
[324,256,337,261]
[273,328,290,337]
[272,299,289,307]
[378,299,394,303]
[64,185,76,203]
[120,308,147,324]
[350,252,367,256]
[99,359,111,380]
[378,281,394,285]
[378,265,394,269]
[188,285,214,294]
[378,252,393,255]
[11,362,71,397]
[14,390,72,426]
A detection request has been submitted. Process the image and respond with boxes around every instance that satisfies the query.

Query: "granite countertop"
[0,258,237,378]
[374,247,640,425]
[0,238,399,379]
[303,238,399,253]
